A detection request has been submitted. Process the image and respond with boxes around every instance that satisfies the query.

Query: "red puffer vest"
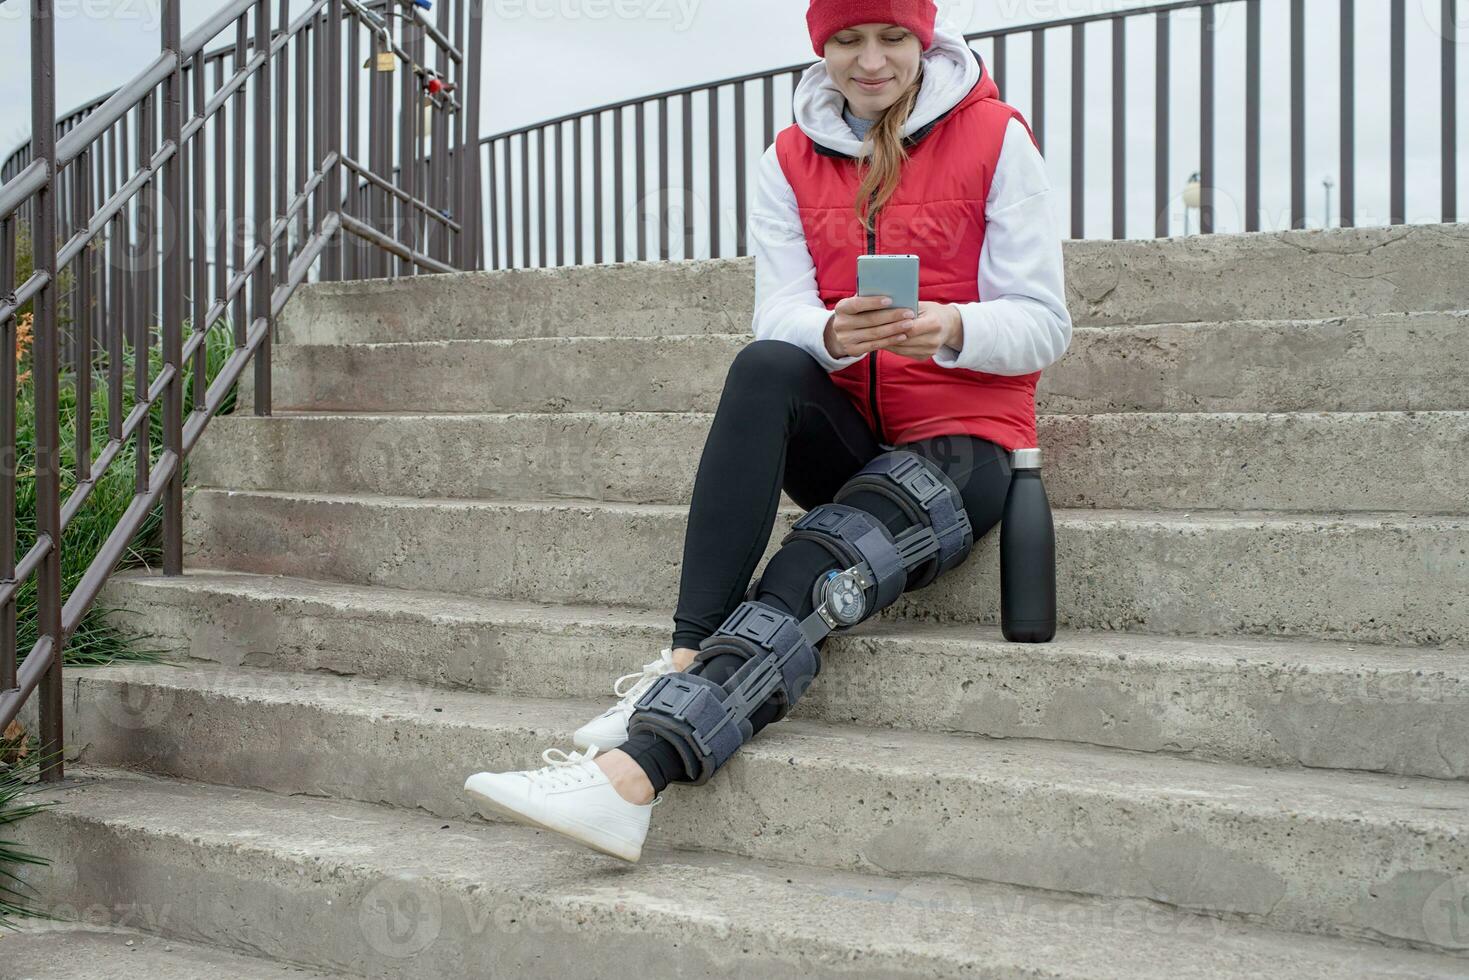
[775,54,1040,452]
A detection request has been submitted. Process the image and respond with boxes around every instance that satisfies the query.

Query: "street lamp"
[1182,172,1202,235]
[1323,176,1335,229]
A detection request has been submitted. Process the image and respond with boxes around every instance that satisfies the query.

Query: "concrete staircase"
[13,222,1469,977]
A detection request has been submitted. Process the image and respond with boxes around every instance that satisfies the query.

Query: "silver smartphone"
[857,254,919,314]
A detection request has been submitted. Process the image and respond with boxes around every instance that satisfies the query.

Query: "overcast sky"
[0,0,1463,244]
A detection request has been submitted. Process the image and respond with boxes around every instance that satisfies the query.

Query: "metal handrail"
[476,0,1461,267]
[0,0,485,780]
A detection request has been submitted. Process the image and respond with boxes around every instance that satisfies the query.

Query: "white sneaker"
[572,646,680,752]
[462,745,661,862]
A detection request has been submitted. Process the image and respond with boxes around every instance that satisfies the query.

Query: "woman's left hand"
[883,302,963,361]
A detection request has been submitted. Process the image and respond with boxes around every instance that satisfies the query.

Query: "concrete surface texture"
[10,221,1469,978]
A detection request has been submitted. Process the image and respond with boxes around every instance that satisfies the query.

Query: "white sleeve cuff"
[788,304,862,372]
[931,303,999,370]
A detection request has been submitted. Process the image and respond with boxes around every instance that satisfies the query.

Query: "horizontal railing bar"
[60,436,134,527]
[0,162,47,223]
[180,0,258,59]
[0,634,55,736]
[340,211,453,272]
[47,52,174,178]
[5,52,214,160]
[183,316,271,456]
[180,212,331,457]
[4,50,204,175]
[183,153,337,336]
[271,212,340,320]
[185,49,268,137]
[341,154,462,230]
[58,449,179,641]
[406,3,462,63]
[57,367,174,527]
[0,89,113,172]
[0,528,51,616]
[279,0,332,45]
[965,0,1238,38]
[480,0,1243,145]
[0,368,174,610]
[54,141,181,273]
[0,269,52,326]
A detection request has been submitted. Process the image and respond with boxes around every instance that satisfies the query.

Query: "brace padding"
[833,450,973,588]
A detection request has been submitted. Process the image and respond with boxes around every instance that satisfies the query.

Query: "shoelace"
[534,745,663,806]
[528,745,602,789]
[612,647,677,703]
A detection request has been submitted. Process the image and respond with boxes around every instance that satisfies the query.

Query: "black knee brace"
[626,601,819,785]
[743,449,974,606]
[628,451,974,785]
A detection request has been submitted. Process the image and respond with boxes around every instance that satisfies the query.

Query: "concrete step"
[190,408,1469,515]
[0,921,352,979]
[179,488,1469,647]
[98,569,1469,780]
[277,222,1469,345]
[19,768,1464,979]
[241,311,1469,416]
[55,665,1469,954]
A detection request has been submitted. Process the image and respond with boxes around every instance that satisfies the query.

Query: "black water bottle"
[1000,447,1056,643]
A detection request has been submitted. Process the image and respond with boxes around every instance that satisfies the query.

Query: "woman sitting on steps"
[463,0,1072,863]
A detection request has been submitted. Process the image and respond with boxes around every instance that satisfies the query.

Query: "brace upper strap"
[781,503,908,614]
[834,451,973,588]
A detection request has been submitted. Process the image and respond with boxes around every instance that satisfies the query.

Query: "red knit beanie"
[807,0,938,57]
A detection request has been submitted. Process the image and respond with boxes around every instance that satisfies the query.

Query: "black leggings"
[621,339,1013,792]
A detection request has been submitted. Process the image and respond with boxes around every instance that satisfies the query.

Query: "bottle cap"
[1011,448,1042,470]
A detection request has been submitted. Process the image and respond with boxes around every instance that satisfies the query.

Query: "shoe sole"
[463,779,643,863]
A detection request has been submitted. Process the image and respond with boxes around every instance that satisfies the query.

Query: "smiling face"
[823,23,924,121]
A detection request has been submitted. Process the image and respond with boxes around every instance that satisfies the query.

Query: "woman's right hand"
[823,295,917,359]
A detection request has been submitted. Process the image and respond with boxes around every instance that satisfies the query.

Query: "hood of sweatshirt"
[792,22,988,160]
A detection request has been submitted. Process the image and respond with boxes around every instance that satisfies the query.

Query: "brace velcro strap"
[709,602,822,716]
[628,672,747,784]
[835,451,974,586]
[783,504,907,613]
[850,523,907,612]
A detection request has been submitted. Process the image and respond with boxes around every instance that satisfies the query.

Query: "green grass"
[0,745,63,930]
[13,315,242,670]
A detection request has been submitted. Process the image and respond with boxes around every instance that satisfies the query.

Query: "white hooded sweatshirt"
[748,23,1073,378]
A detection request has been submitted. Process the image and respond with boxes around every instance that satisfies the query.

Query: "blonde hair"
[853,63,924,234]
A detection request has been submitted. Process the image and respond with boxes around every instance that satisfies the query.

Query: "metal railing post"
[30,0,65,783]
[162,0,185,575]
[1,215,15,701]
[253,0,272,413]
[325,0,344,281]
[464,0,483,269]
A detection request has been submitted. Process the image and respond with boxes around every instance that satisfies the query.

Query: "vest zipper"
[865,213,884,443]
